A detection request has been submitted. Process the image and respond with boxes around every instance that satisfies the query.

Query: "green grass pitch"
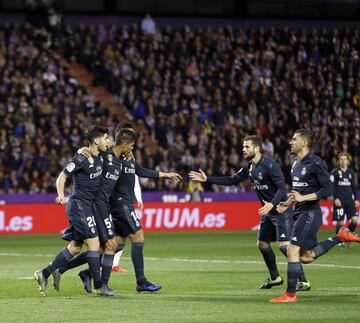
[1,230,360,322]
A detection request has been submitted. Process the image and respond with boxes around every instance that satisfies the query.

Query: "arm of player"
[260,162,287,216]
[189,166,248,186]
[77,146,91,158]
[291,162,333,202]
[135,162,182,182]
[259,200,274,217]
[330,170,341,206]
[159,172,182,182]
[134,175,144,210]
[276,196,295,213]
[351,170,359,208]
[55,171,67,205]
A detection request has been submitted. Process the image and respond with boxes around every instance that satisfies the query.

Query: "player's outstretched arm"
[55,171,67,205]
[189,169,207,182]
[190,167,245,186]
[159,172,182,182]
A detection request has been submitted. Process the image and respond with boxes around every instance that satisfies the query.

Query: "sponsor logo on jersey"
[124,167,136,174]
[338,179,351,186]
[292,181,309,187]
[253,179,269,190]
[105,172,119,181]
[90,169,102,179]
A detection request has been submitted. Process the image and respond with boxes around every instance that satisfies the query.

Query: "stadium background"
[0,2,360,322]
[0,0,359,234]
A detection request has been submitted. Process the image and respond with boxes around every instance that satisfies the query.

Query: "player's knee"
[68,241,82,255]
[132,236,144,243]
[257,240,269,249]
[130,230,144,243]
[351,216,358,224]
[115,236,126,245]
[287,244,300,259]
[85,239,100,251]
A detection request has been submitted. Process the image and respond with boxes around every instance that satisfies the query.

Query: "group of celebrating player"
[35,124,360,302]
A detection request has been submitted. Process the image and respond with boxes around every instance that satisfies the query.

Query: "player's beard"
[244,150,255,161]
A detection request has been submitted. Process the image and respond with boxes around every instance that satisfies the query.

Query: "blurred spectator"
[1,23,360,194]
[141,14,156,36]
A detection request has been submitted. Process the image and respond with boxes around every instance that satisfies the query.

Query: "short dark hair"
[338,152,351,161]
[295,129,313,148]
[244,135,263,151]
[115,122,133,136]
[115,129,136,145]
[86,125,108,144]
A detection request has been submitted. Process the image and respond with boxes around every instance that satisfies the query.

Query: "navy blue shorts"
[111,203,142,237]
[258,208,294,242]
[332,202,357,221]
[62,198,98,242]
[93,201,115,244]
[290,208,322,250]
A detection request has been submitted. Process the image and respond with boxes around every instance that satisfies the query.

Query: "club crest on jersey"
[130,163,135,168]
[301,167,306,175]
[107,154,113,165]
[338,170,342,178]
[258,172,263,180]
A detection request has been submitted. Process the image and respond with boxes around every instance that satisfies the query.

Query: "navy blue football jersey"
[330,167,357,202]
[291,154,332,213]
[95,148,123,205]
[63,154,103,202]
[207,156,287,211]
[110,157,159,206]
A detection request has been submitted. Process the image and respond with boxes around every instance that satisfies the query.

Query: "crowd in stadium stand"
[1,22,359,194]
[0,23,114,194]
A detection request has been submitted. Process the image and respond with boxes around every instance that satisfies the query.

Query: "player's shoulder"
[73,154,88,164]
[235,162,249,174]
[309,154,325,165]
[330,167,339,174]
[261,156,278,169]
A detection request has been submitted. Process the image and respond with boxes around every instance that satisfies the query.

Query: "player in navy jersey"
[109,128,182,292]
[330,152,359,241]
[270,129,360,303]
[51,129,137,295]
[65,125,182,293]
[34,126,118,296]
[111,122,142,273]
[189,135,310,291]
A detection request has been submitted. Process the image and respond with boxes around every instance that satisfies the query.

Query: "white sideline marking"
[1,252,359,270]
